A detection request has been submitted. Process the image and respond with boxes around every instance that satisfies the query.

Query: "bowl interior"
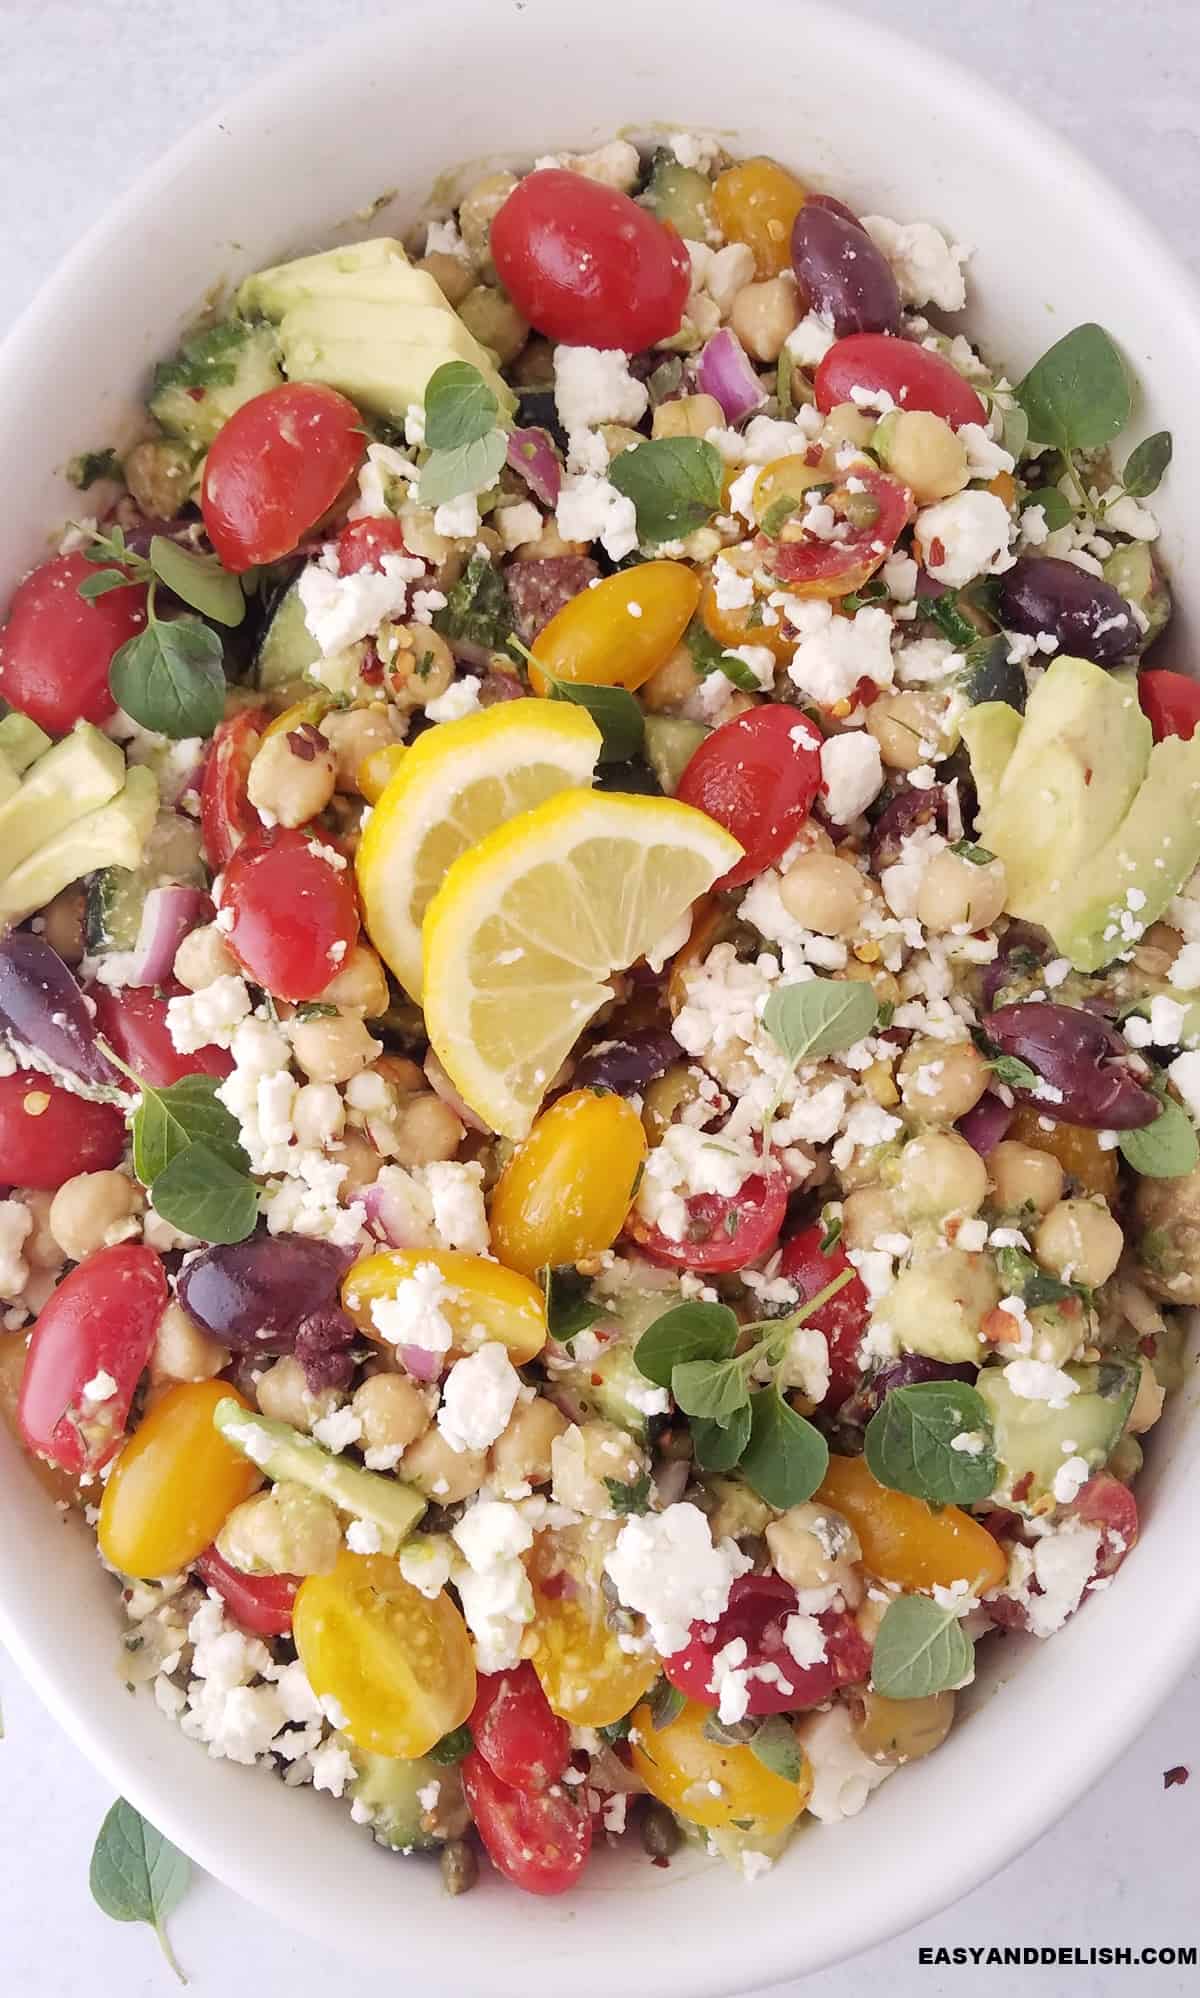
[2,2,1199,1990]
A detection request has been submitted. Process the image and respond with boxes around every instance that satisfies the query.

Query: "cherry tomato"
[98,1380,261,1578]
[778,1224,870,1408]
[0,551,147,734]
[1138,669,1200,743]
[343,1247,547,1365]
[664,1574,870,1716]
[712,158,808,278]
[625,1154,790,1275]
[294,1549,476,1757]
[630,1694,810,1834]
[469,1661,571,1790]
[90,978,232,1088]
[818,1454,1008,1594]
[0,1068,125,1189]
[815,334,987,430]
[195,1543,300,1637]
[1007,1105,1118,1201]
[220,827,359,1001]
[528,1525,658,1726]
[201,384,366,572]
[489,1089,647,1278]
[17,1243,167,1475]
[675,705,822,889]
[529,561,701,695]
[764,463,910,600]
[334,516,411,574]
[491,169,691,351]
[462,1748,592,1897]
[1067,1471,1138,1578]
[201,707,269,870]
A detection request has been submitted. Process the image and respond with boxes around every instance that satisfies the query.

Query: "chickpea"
[48,1170,141,1262]
[820,402,876,450]
[729,276,800,361]
[313,942,390,1018]
[416,250,474,307]
[600,423,645,461]
[876,410,968,505]
[652,394,726,442]
[897,1037,989,1125]
[766,1502,861,1592]
[1131,921,1181,981]
[173,921,238,992]
[550,1420,647,1517]
[1034,1198,1124,1287]
[457,171,518,258]
[511,518,589,561]
[21,1189,64,1273]
[401,1424,487,1503]
[842,1183,901,1252]
[852,1689,956,1764]
[150,1300,230,1384]
[40,885,86,967]
[255,1354,341,1433]
[123,436,194,520]
[458,284,529,365]
[336,1128,385,1197]
[916,848,1008,933]
[490,1397,570,1495]
[640,642,703,714]
[988,1140,1064,1218]
[396,508,454,568]
[390,1092,465,1166]
[894,1131,988,1222]
[247,723,337,829]
[1126,1354,1166,1435]
[380,622,455,708]
[779,851,868,937]
[352,1372,433,1456]
[320,705,404,795]
[217,1481,342,1577]
[865,690,947,772]
[289,1011,382,1084]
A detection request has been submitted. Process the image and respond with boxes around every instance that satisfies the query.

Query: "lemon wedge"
[356,698,602,999]
[422,788,743,1137]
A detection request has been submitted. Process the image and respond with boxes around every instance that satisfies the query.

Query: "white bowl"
[2,1,1198,1988]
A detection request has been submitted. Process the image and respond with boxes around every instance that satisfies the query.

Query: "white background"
[1,1,1199,1990]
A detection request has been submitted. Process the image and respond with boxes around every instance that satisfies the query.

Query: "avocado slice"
[212,1398,426,1554]
[256,576,321,691]
[1054,733,1200,970]
[0,712,52,774]
[349,1748,469,1851]
[975,1358,1138,1508]
[0,723,126,879]
[959,701,1023,816]
[0,764,158,928]
[644,716,708,795]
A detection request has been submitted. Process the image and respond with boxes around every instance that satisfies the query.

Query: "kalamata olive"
[791,201,901,338]
[293,1306,358,1393]
[983,1002,1159,1128]
[981,922,1051,1009]
[868,784,947,872]
[956,1092,1015,1155]
[570,1028,682,1096]
[177,1234,354,1351]
[0,933,116,1086]
[998,556,1140,667]
[838,1354,977,1432]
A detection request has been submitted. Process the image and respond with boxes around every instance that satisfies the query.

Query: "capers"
[639,1798,682,1860]
[440,1837,480,1896]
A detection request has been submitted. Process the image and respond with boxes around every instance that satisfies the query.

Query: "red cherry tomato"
[201,707,270,871]
[90,979,233,1088]
[626,1154,789,1274]
[196,1544,300,1637]
[763,465,911,599]
[815,333,987,430]
[1067,1472,1139,1578]
[0,551,147,734]
[778,1224,870,1409]
[664,1575,871,1715]
[201,384,366,572]
[0,1068,125,1189]
[334,516,411,574]
[1138,669,1200,743]
[221,827,359,1001]
[469,1662,571,1791]
[462,1748,592,1897]
[491,169,691,351]
[17,1243,167,1474]
[675,705,822,890]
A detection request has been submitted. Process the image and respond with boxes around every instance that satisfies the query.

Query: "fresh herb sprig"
[871,1593,975,1700]
[507,632,644,762]
[759,977,879,1137]
[89,1799,191,1982]
[75,524,244,739]
[100,1039,258,1245]
[418,361,510,507]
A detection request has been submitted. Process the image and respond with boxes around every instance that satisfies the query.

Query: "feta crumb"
[604,1503,752,1655]
[437,1342,521,1454]
[861,215,968,312]
[916,491,1014,587]
[820,732,884,824]
[786,601,895,706]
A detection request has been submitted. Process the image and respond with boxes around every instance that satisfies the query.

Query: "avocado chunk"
[212,1397,426,1553]
[0,711,52,774]
[236,237,514,426]
[974,1358,1138,1508]
[0,765,159,928]
[85,809,206,954]
[150,319,284,452]
[644,715,709,795]
[0,723,126,879]
[256,576,322,691]
[349,1749,470,1851]
[960,701,1023,816]
[640,150,716,242]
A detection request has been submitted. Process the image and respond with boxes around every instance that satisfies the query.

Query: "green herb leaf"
[424,361,501,451]
[538,667,644,763]
[149,536,244,629]
[819,1205,843,1254]
[1121,430,1172,501]
[89,1798,191,1983]
[671,1356,750,1423]
[292,1001,339,1023]
[749,1714,804,1783]
[988,1052,1040,1090]
[78,568,138,602]
[149,1140,259,1246]
[1000,402,1029,461]
[649,1678,686,1730]
[1014,324,1131,455]
[761,978,879,1066]
[1118,1093,1200,1179]
[739,1389,829,1509]
[428,1724,474,1765]
[993,1244,1077,1310]
[950,839,996,867]
[434,550,514,653]
[702,1713,758,1747]
[110,617,225,740]
[68,448,122,490]
[927,593,978,649]
[1021,486,1073,533]
[608,437,724,544]
[132,1074,250,1186]
[864,1381,997,1504]
[541,1265,605,1347]
[647,357,685,408]
[871,1595,974,1700]
[598,1712,633,1745]
[690,1403,753,1470]
[760,492,802,538]
[418,428,509,509]
[605,1473,652,1515]
[686,616,762,692]
[841,580,888,613]
[634,1301,740,1387]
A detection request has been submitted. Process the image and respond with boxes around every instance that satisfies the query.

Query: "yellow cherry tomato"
[97,1381,261,1580]
[818,1455,1007,1595]
[751,452,832,531]
[699,560,793,664]
[528,1526,658,1726]
[490,1089,648,1278]
[1007,1106,1118,1201]
[262,691,337,739]
[294,1549,476,1758]
[356,739,406,803]
[342,1247,547,1364]
[528,562,702,694]
[713,158,808,277]
[631,1696,811,1834]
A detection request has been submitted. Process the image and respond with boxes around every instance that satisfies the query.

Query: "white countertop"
[2,1,1199,1990]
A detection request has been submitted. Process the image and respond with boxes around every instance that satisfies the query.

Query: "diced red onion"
[507,427,563,508]
[956,1092,1015,1156]
[424,1049,490,1132]
[397,1343,443,1382]
[361,1177,424,1249]
[696,328,768,424]
[128,885,210,987]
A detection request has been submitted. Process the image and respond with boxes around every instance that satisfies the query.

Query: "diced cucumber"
[85,811,206,953]
[975,1358,1139,1507]
[958,634,1027,712]
[641,150,715,242]
[644,716,708,794]
[349,1749,469,1851]
[256,577,321,691]
[212,1398,427,1552]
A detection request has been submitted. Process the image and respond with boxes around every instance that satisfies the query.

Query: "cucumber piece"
[256,577,321,690]
[644,715,708,794]
[641,149,715,242]
[85,811,206,953]
[213,1398,427,1552]
[975,1358,1139,1507]
[350,1750,469,1851]
[150,320,284,453]
[958,634,1027,712]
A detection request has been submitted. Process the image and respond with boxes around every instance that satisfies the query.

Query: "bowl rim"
[2,2,1200,1987]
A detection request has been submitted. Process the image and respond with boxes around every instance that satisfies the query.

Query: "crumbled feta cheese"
[398,1534,454,1598]
[311,1405,363,1454]
[298,549,423,655]
[635,1123,762,1241]
[166,975,252,1054]
[1024,1521,1104,1637]
[556,473,639,560]
[895,637,961,686]
[786,602,895,706]
[347,440,419,521]
[432,493,482,541]
[1167,1050,1200,1124]
[311,1738,356,1798]
[424,677,482,723]
[704,242,757,315]
[882,552,918,603]
[81,1369,118,1403]
[368,1260,457,1361]
[1052,1455,1091,1505]
[1104,494,1158,541]
[669,131,722,174]
[916,491,1014,587]
[785,313,836,369]
[1170,941,1200,991]
[0,1199,33,1298]
[1002,1358,1078,1408]
[820,732,884,824]
[554,345,649,436]
[796,1705,895,1822]
[1123,995,1189,1049]
[604,1503,752,1655]
[958,422,1015,480]
[437,1342,521,1453]
[861,215,968,312]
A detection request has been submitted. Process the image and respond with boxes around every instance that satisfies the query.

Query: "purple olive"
[177,1235,354,1352]
[791,201,901,338]
[839,1354,977,1432]
[294,1306,358,1393]
[956,1092,1016,1155]
[981,922,1051,1009]
[998,556,1139,667]
[0,933,116,1086]
[868,784,948,872]
[983,1002,1159,1128]
[570,1028,682,1097]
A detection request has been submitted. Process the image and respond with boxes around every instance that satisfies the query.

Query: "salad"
[0,132,1196,1902]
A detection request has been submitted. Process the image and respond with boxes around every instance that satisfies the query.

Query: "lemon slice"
[356,698,602,999]
[422,789,743,1137]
